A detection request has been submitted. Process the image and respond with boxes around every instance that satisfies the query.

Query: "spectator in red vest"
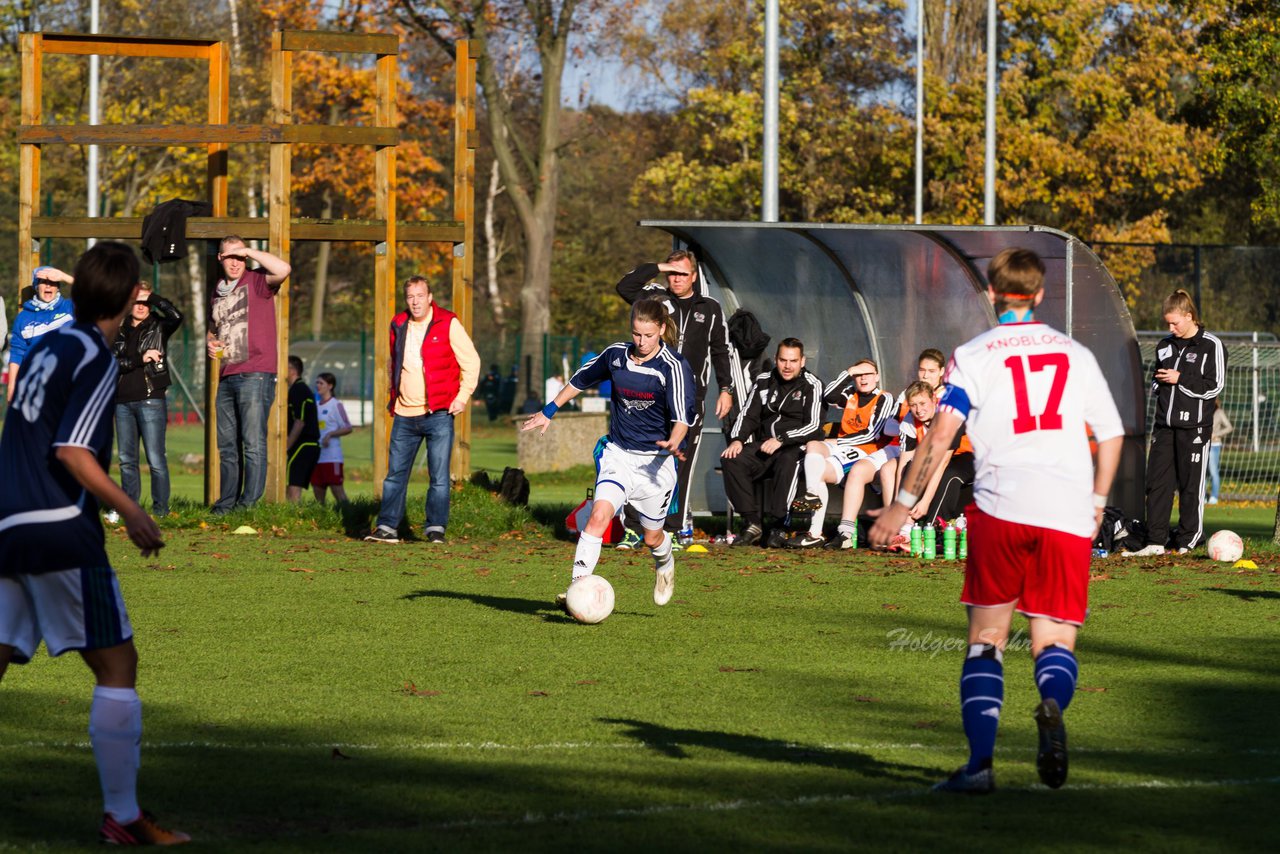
[365,276,480,544]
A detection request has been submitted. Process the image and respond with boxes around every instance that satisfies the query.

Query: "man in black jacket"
[616,249,734,545]
[112,284,183,517]
[721,338,826,547]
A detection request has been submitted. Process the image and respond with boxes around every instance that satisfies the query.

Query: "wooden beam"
[266,32,294,505]
[19,123,398,147]
[450,39,478,481]
[19,124,278,145]
[204,39,230,506]
[282,124,398,146]
[280,30,399,56]
[39,32,219,59]
[372,48,398,497]
[18,34,42,305]
[29,216,465,243]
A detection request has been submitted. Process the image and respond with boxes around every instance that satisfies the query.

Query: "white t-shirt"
[316,397,351,464]
[938,321,1124,538]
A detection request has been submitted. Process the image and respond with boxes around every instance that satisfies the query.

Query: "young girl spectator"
[311,372,354,504]
[891,380,975,525]
[1207,399,1233,505]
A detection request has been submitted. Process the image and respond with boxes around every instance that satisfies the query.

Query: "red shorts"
[310,462,344,487]
[961,505,1091,625]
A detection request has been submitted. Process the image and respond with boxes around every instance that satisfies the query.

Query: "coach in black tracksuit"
[1133,290,1225,555]
[616,249,734,540]
[721,338,825,547]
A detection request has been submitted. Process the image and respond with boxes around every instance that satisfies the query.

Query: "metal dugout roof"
[640,221,1147,518]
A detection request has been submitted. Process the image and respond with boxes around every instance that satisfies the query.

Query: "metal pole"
[1252,331,1260,453]
[914,0,924,224]
[762,0,779,222]
[983,0,997,225]
[87,0,100,248]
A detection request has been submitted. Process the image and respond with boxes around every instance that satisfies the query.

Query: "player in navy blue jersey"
[523,298,696,607]
[0,243,189,845]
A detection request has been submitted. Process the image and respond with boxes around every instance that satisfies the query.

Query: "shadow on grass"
[401,588,568,619]
[600,717,934,782]
[1207,587,1280,602]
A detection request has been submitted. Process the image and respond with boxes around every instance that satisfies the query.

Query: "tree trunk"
[311,185,333,340]
[484,157,507,331]
[186,243,206,339]
[517,214,554,406]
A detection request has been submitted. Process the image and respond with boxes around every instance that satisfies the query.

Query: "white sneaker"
[654,558,675,606]
[1121,544,1165,557]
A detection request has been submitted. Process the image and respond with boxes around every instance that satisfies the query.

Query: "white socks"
[573,532,602,579]
[803,453,831,536]
[651,531,673,569]
[90,685,142,824]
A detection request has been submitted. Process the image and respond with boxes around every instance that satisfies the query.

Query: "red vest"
[389,305,461,413]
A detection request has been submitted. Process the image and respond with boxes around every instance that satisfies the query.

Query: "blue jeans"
[377,411,454,533]
[213,372,276,512]
[1208,442,1222,500]
[115,398,170,516]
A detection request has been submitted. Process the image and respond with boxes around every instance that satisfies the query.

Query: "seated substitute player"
[0,242,189,844]
[789,359,896,549]
[721,338,826,547]
[522,297,695,607]
[870,248,1124,794]
[887,380,976,526]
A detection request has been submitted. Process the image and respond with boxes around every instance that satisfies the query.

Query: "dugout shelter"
[641,222,1147,520]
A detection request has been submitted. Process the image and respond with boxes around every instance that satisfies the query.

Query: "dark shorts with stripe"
[288,443,321,488]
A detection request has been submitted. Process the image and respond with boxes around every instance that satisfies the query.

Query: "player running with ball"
[523,298,695,608]
[870,248,1124,794]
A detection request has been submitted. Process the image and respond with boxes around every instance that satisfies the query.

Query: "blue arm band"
[541,402,559,419]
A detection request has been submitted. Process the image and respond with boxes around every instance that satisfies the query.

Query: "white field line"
[0,739,1276,756]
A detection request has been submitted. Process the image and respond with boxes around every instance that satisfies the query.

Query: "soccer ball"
[1207,530,1244,563]
[566,574,615,624]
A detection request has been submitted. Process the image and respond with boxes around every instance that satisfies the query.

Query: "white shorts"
[824,441,900,477]
[0,567,133,664]
[594,443,679,531]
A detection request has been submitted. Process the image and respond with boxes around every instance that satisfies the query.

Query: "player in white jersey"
[870,248,1124,794]
[523,298,695,608]
[311,372,354,504]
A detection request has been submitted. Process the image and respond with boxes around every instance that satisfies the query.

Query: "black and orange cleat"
[100,811,191,845]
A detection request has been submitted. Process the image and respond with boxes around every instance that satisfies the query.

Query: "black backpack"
[1094,506,1146,552]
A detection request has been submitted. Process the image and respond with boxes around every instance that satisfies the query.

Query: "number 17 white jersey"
[938,321,1124,537]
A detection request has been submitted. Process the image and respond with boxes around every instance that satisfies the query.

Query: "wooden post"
[450,40,478,481]
[17,34,42,301]
[204,39,230,506]
[267,32,294,504]
[372,44,399,498]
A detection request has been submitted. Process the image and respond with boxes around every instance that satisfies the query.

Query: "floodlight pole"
[88,0,99,248]
[914,0,924,225]
[762,0,779,223]
[983,0,997,225]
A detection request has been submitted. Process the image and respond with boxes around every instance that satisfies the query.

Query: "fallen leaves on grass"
[803,574,829,584]
[401,682,441,698]
[576,680,597,685]
[528,690,550,697]
[718,666,760,673]
[881,603,901,610]
[475,568,492,577]
[912,720,938,729]
[854,696,881,703]
[1079,686,1107,693]
[286,567,314,573]
[211,553,230,560]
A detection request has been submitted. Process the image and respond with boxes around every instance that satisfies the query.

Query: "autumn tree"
[396,0,627,396]
[262,0,453,340]
[628,0,914,223]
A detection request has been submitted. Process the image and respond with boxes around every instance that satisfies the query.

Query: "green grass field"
[2,424,1279,850]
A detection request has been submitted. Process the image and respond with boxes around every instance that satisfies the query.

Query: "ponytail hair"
[1162,288,1200,323]
[632,297,677,347]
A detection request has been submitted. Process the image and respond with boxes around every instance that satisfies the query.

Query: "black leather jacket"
[112,293,184,401]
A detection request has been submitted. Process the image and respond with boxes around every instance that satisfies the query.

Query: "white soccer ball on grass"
[1206,529,1244,563]
[566,574,615,624]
